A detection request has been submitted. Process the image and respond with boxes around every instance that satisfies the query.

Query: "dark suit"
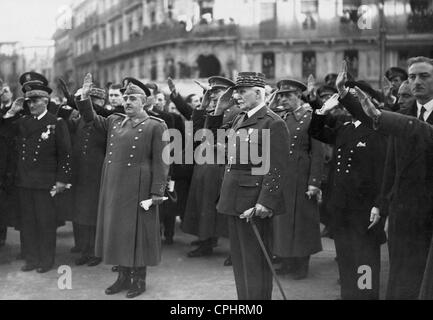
[309,111,387,300]
[206,105,291,300]
[1,111,72,268]
[371,110,433,300]
[342,94,433,300]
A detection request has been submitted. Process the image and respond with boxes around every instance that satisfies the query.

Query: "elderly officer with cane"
[206,72,291,300]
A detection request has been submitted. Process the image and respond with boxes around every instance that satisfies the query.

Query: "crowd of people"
[0,55,432,300]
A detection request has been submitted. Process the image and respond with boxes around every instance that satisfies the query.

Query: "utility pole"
[378,0,386,89]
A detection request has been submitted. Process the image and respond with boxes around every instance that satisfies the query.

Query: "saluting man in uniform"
[309,82,387,299]
[1,79,72,273]
[206,72,291,300]
[270,79,324,280]
[77,74,169,299]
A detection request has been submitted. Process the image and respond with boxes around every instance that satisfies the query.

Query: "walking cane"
[248,212,288,300]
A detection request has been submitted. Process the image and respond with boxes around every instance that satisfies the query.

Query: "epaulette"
[149,115,165,122]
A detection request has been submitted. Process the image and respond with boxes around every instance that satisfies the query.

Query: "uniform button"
[348,164,351,167]
[110,143,113,146]
[33,159,37,162]
[22,157,25,160]
[134,137,138,140]
[300,121,304,124]
[130,155,134,158]
[108,160,112,164]
[338,155,341,159]
[289,151,293,155]
[350,150,354,153]
[113,127,117,129]
[348,158,352,161]
[127,163,131,167]
[338,149,341,152]
[22,144,26,147]
[337,162,341,165]
[296,128,300,131]
[291,144,295,147]
[337,169,340,172]
[111,134,114,137]
[132,146,136,149]
[22,151,26,154]
[35,152,38,155]
[37,145,40,148]
[294,136,298,139]
[346,170,350,173]
[83,152,86,155]
[84,145,88,148]
[138,129,143,132]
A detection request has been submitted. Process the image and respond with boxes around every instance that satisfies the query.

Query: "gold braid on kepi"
[233,72,266,88]
[23,82,52,98]
[123,83,146,96]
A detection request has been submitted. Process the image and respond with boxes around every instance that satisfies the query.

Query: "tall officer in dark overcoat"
[206,72,291,300]
[338,57,433,299]
[77,74,169,299]
[309,82,387,299]
[59,87,110,267]
[182,76,240,258]
[271,79,324,280]
[1,80,71,273]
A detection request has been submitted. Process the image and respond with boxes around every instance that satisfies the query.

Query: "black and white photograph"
[0,0,433,305]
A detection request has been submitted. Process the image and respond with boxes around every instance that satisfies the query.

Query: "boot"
[105,267,131,295]
[276,258,296,275]
[126,268,146,299]
[187,240,213,257]
[292,256,310,280]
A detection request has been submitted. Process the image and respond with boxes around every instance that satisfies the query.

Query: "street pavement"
[0,221,389,300]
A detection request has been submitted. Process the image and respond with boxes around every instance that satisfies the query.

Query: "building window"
[129,60,135,75]
[198,0,214,24]
[344,50,359,78]
[301,0,318,29]
[164,58,176,79]
[340,0,362,24]
[262,52,275,80]
[139,57,146,78]
[302,51,316,78]
[259,0,277,38]
[150,11,156,25]
[151,59,157,80]
[119,24,123,43]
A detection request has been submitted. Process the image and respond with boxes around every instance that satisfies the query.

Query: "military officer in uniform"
[270,79,324,280]
[309,78,387,299]
[1,80,72,273]
[206,72,291,300]
[58,87,110,267]
[182,76,240,258]
[77,74,169,299]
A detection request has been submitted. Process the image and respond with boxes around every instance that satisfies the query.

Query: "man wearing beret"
[269,79,324,280]
[77,73,169,298]
[206,72,291,300]
[1,79,72,273]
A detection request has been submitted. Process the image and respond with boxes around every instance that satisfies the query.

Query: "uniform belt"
[226,164,261,171]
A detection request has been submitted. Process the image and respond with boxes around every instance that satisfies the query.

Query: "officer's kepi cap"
[233,72,266,89]
[208,76,235,91]
[123,83,146,96]
[23,82,52,99]
[19,72,49,87]
[317,85,338,98]
[121,77,151,97]
[276,79,307,94]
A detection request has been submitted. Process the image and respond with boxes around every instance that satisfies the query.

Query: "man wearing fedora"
[1,78,72,273]
[206,72,291,300]
[270,79,324,280]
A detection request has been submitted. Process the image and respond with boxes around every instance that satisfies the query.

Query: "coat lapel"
[236,106,267,130]
[23,113,53,138]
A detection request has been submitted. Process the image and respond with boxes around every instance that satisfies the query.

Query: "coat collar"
[235,105,268,130]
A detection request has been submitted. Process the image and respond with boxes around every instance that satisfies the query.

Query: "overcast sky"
[0,0,72,43]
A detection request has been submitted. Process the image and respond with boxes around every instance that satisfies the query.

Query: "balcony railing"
[72,23,239,64]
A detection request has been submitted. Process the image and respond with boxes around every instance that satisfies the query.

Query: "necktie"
[419,106,426,121]
[237,112,249,127]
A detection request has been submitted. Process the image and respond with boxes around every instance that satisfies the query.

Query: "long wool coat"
[77,99,169,267]
[272,105,324,258]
